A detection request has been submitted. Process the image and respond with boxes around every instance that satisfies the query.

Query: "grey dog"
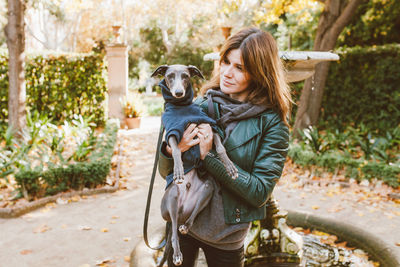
[151,64,238,266]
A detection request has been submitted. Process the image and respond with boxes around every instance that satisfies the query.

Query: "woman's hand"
[197,123,213,160]
[165,123,200,156]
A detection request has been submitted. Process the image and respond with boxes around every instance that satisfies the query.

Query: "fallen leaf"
[101,228,109,232]
[124,255,130,262]
[395,242,400,247]
[312,205,320,210]
[33,224,51,233]
[111,215,119,219]
[123,237,131,242]
[95,257,112,265]
[56,198,68,205]
[357,211,364,217]
[79,225,92,231]
[110,220,117,224]
[20,249,33,255]
[336,241,348,248]
[71,195,80,202]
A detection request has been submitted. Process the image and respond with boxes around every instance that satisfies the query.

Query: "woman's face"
[220,49,251,102]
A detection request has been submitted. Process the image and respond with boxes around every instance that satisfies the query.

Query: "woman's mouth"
[222,80,234,87]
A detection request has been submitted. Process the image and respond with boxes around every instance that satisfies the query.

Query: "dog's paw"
[173,165,185,184]
[173,252,183,266]
[224,160,238,179]
[179,224,188,234]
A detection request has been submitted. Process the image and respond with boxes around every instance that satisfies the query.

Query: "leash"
[143,122,167,250]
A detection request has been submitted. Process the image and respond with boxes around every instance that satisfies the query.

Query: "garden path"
[0,116,399,267]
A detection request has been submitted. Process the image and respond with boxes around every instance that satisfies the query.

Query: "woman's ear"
[188,65,205,79]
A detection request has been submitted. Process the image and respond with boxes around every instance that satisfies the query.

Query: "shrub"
[290,125,400,188]
[322,44,400,133]
[0,52,107,126]
[14,119,118,199]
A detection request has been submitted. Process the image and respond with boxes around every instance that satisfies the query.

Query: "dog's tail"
[157,222,172,267]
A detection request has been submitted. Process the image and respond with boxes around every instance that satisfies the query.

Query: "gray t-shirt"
[188,175,250,250]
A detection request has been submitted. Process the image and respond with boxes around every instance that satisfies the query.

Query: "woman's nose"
[223,65,233,78]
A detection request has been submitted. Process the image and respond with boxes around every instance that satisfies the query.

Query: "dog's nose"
[175,91,184,97]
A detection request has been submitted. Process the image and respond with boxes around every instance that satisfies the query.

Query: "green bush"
[322,44,400,132]
[0,52,107,126]
[289,125,400,188]
[14,119,118,199]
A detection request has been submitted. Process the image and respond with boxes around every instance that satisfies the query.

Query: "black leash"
[143,122,167,250]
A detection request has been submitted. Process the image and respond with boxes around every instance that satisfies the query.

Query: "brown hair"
[201,27,292,125]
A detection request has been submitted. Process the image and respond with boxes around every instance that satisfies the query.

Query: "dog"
[151,64,238,266]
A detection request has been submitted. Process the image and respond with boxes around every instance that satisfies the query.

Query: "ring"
[205,134,209,139]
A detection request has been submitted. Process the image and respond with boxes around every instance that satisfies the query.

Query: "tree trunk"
[5,0,26,134]
[293,0,364,137]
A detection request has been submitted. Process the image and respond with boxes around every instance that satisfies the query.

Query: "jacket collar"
[224,118,260,152]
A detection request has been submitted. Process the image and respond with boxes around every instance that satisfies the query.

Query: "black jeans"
[168,232,244,267]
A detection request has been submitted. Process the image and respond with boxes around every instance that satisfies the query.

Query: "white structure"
[106,43,129,124]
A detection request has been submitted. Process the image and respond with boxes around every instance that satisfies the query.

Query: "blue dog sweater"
[159,79,216,188]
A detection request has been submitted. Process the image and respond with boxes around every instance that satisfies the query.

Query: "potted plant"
[121,93,146,129]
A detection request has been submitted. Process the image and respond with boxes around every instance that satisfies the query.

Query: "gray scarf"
[206,89,268,143]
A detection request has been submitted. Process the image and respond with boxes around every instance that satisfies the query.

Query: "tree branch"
[330,0,364,39]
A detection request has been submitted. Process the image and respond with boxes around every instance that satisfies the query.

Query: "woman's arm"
[203,116,289,208]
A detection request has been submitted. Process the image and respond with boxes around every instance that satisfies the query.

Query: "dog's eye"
[167,73,175,80]
[181,74,189,79]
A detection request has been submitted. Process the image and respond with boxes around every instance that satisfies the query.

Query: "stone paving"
[1,116,399,267]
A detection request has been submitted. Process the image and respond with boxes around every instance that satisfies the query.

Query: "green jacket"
[158,97,289,224]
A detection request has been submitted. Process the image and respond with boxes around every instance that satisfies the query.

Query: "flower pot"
[125,117,141,129]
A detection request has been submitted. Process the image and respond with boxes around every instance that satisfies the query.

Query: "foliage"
[0,52,107,126]
[10,118,118,199]
[254,0,322,25]
[136,22,214,86]
[290,125,400,188]
[338,0,400,47]
[321,44,400,133]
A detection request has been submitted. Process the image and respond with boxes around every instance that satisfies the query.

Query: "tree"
[4,0,27,133]
[292,0,364,137]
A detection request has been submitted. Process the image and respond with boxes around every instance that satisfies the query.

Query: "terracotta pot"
[125,117,141,129]
[221,26,232,40]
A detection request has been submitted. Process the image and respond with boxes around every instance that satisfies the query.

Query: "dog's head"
[151,64,204,98]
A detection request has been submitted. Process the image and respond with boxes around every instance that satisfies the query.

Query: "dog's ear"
[151,65,169,77]
[188,65,204,79]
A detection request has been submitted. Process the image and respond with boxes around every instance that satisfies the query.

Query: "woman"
[159,27,292,267]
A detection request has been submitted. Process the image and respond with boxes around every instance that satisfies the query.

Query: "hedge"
[0,51,107,127]
[322,44,400,132]
[289,44,400,133]
[14,119,118,199]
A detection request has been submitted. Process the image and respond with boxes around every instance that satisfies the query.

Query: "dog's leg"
[179,179,214,234]
[164,185,183,266]
[213,133,238,179]
[169,136,185,184]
